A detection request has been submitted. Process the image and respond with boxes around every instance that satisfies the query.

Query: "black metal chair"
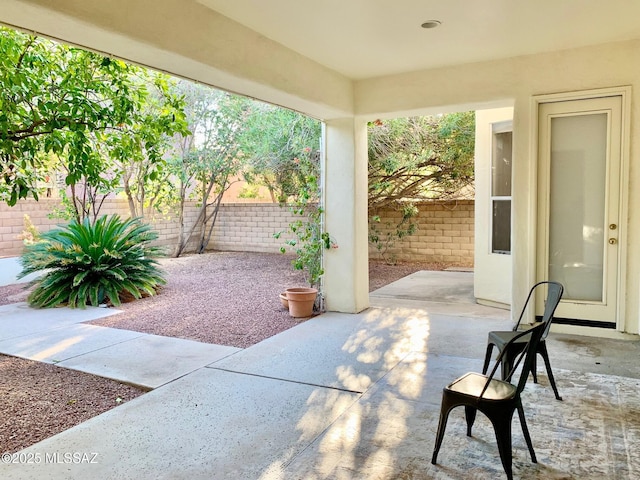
[482,281,564,400]
[431,322,547,480]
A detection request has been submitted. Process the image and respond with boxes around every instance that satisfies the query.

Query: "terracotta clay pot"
[285,287,317,318]
[279,293,289,309]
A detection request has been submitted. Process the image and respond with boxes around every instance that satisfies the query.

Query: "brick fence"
[0,199,474,265]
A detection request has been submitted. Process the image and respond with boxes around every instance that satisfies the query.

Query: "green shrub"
[19,215,166,308]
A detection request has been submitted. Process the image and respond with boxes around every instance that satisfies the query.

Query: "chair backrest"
[481,322,547,398]
[540,281,564,338]
[513,281,564,340]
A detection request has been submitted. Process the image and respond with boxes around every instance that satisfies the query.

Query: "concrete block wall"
[0,199,297,258]
[0,199,473,265]
[0,199,66,255]
[210,203,297,253]
[369,200,474,265]
[145,204,204,254]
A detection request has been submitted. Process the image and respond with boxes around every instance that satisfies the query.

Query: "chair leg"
[539,343,562,401]
[482,343,494,374]
[431,407,452,464]
[530,352,538,383]
[516,403,537,463]
[464,406,477,437]
[490,414,515,480]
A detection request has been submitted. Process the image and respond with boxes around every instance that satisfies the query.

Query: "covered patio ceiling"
[199,0,640,80]
[2,0,640,120]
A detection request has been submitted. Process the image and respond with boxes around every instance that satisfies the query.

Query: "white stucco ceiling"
[198,0,640,80]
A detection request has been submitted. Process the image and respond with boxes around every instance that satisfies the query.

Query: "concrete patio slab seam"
[207,365,368,395]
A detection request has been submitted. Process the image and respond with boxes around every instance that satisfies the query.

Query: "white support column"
[322,118,369,313]
[512,96,537,324]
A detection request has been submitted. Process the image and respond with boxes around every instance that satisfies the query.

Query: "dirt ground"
[0,251,447,454]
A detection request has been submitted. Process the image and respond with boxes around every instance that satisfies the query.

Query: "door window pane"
[549,113,607,301]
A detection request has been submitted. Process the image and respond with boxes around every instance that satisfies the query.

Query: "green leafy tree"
[168,82,251,257]
[56,73,188,224]
[367,113,475,262]
[368,112,475,208]
[239,105,329,290]
[52,143,120,224]
[0,27,136,206]
[105,73,189,219]
[0,27,189,223]
[237,103,330,290]
[240,104,321,203]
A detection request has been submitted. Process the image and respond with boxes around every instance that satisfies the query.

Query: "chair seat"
[448,373,517,401]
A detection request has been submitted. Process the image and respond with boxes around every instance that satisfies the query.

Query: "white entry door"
[537,94,624,327]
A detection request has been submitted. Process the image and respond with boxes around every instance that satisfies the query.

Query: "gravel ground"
[89,252,308,349]
[0,251,448,454]
[0,357,144,454]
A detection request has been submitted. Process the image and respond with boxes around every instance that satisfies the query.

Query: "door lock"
[609,224,617,230]
[609,238,617,245]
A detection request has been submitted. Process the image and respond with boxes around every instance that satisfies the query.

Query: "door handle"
[609,238,617,245]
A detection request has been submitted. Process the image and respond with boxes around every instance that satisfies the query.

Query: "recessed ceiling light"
[421,20,442,29]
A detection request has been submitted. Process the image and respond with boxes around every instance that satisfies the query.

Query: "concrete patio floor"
[1,271,639,479]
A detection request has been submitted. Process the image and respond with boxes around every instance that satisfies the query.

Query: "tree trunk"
[122,170,138,219]
[172,180,189,258]
[173,190,210,257]
[197,190,224,254]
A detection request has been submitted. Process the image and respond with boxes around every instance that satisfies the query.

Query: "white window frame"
[490,121,513,255]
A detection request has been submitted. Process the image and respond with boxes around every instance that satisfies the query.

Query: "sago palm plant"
[19,215,166,308]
